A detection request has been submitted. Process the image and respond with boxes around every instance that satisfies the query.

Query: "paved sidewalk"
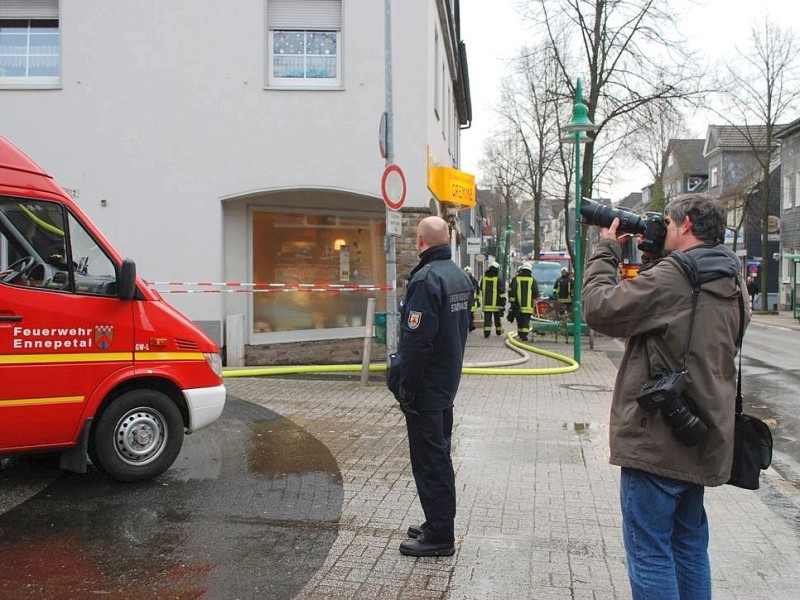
[226,331,800,599]
[749,310,800,332]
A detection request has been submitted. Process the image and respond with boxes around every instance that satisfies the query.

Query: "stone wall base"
[245,338,388,366]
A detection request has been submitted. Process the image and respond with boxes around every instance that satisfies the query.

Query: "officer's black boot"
[399,532,455,557]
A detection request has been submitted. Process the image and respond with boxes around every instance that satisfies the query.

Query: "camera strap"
[672,251,748,411]
[670,252,702,374]
[735,283,746,414]
[680,286,700,373]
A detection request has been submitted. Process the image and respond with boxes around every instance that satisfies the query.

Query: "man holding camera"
[582,194,748,600]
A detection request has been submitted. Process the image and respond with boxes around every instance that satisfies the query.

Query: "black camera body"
[580,199,668,256]
[637,372,708,447]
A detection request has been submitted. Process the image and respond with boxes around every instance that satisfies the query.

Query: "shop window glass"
[252,212,386,333]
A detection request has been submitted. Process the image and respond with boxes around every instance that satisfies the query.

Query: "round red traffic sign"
[381,164,406,211]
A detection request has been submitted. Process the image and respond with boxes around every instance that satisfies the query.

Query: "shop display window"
[252,211,386,333]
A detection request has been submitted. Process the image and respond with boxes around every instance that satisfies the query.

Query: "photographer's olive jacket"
[583,239,749,486]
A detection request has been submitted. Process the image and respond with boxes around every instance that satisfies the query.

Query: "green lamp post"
[503,222,515,282]
[562,77,597,364]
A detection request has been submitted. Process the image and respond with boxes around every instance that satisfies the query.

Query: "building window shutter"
[268,0,341,30]
[0,0,58,19]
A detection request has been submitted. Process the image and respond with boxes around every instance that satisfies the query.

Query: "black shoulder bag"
[726,290,773,490]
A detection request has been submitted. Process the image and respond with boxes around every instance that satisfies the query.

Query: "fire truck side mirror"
[118,258,137,300]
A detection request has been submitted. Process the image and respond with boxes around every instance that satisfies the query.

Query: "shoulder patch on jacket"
[407,311,422,329]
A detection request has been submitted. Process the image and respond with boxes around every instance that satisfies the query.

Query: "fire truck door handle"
[0,314,23,322]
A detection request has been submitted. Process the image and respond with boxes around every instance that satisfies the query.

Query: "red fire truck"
[0,137,225,481]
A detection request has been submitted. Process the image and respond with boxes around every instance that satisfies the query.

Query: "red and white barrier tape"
[145,281,393,293]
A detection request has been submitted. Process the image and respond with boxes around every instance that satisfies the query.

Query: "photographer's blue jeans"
[620,468,711,600]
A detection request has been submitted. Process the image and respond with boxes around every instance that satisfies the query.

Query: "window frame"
[0,18,60,88]
[794,172,800,209]
[267,28,342,88]
[248,205,386,344]
[433,26,440,120]
[0,196,119,297]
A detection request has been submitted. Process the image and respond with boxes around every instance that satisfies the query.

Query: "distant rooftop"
[704,124,780,156]
[667,139,707,174]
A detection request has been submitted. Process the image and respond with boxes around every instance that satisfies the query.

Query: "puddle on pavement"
[249,419,341,476]
[0,397,343,599]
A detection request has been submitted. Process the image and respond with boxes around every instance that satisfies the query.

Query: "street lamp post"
[562,77,597,364]
[503,221,515,282]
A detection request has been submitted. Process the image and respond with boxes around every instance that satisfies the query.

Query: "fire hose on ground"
[222,329,578,378]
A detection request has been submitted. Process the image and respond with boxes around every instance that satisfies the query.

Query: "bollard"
[361,299,377,384]
[373,312,387,345]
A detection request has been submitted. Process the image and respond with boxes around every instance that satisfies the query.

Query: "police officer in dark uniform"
[387,216,472,557]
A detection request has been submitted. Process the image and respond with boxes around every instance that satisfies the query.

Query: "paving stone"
[226,332,800,599]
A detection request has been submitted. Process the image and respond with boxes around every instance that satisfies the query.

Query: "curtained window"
[0,1,59,86]
[266,0,341,88]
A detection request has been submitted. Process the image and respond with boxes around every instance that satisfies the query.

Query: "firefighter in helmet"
[480,261,506,337]
[553,267,574,316]
[508,262,539,341]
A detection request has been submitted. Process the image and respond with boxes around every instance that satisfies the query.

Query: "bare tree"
[716,16,800,308]
[478,130,527,279]
[624,99,689,211]
[497,40,567,260]
[720,171,763,253]
[521,0,706,264]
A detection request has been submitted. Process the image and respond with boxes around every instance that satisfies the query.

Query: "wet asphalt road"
[1,326,797,598]
[740,322,800,487]
[0,398,343,599]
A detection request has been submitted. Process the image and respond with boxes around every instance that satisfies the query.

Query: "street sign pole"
[384,0,398,357]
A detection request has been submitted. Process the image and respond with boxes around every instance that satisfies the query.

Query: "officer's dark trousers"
[405,407,455,544]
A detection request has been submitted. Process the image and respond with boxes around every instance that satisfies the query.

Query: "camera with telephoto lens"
[580,199,668,256]
[636,372,708,447]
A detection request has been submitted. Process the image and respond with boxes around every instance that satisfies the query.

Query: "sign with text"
[386,210,402,236]
[427,166,476,208]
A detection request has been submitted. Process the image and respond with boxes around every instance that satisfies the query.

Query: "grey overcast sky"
[459,0,800,201]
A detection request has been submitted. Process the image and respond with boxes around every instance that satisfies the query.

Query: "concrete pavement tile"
[226,334,800,599]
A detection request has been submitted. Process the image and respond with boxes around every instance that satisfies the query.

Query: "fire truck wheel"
[90,390,184,482]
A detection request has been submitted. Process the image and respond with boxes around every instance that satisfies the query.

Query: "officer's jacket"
[509,273,539,314]
[480,270,506,311]
[387,244,472,412]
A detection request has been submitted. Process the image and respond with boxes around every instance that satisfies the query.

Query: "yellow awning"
[428,166,476,208]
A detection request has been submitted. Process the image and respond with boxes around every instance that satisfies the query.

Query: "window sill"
[0,82,62,91]
[264,85,345,91]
